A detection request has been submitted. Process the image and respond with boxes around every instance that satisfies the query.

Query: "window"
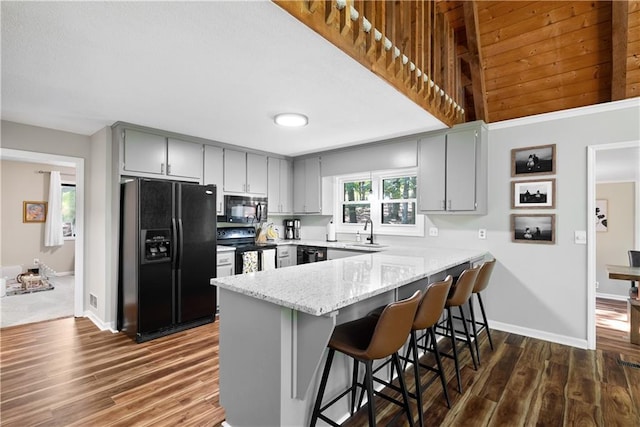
[61,184,76,238]
[382,176,416,225]
[335,169,423,237]
[342,180,371,223]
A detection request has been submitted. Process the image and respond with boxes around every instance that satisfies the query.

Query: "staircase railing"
[273,0,465,127]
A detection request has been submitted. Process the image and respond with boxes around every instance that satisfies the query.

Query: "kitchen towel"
[261,249,276,271]
[242,251,258,274]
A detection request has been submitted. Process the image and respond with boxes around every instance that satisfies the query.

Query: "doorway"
[587,142,640,349]
[0,148,84,323]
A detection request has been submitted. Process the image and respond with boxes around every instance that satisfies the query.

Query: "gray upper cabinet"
[167,138,203,179]
[122,129,202,180]
[418,121,487,214]
[204,145,225,214]
[293,156,321,213]
[223,149,267,195]
[268,157,292,214]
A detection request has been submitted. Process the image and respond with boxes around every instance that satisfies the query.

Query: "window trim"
[61,182,77,241]
[333,168,424,237]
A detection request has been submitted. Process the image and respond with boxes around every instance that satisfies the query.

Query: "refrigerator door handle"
[171,217,179,269]
[177,218,184,270]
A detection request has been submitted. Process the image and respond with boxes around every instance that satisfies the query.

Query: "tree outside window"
[382,177,416,225]
[62,184,76,237]
[342,180,371,223]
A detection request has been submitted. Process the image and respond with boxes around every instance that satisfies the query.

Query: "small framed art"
[511,144,556,177]
[511,213,555,244]
[511,179,555,209]
[23,201,47,223]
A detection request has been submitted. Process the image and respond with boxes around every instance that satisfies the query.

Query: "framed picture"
[596,199,608,232]
[511,178,555,209]
[511,144,556,177]
[511,214,555,244]
[23,201,47,223]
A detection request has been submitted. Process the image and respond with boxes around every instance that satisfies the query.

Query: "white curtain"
[44,171,64,247]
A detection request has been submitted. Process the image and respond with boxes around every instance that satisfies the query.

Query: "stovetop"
[217,227,277,251]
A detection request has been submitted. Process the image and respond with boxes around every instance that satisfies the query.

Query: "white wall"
[298,99,640,347]
[596,182,636,298]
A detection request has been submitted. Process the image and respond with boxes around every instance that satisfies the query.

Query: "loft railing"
[273,0,465,127]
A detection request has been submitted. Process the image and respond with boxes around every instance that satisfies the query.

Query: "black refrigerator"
[118,178,217,342]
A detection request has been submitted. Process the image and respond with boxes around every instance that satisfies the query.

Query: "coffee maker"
[283,219,301,240]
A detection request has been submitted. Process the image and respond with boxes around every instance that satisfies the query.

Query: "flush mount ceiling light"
[274,113,308,127]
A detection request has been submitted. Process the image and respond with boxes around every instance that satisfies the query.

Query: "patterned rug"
[5,279,54,296]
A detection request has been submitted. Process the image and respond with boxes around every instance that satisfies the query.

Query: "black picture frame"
[511,214,555,244]
[511,144,556,177]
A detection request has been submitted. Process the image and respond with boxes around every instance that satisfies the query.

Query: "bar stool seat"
[310,290,422,427]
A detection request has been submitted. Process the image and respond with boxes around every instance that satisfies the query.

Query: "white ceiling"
[1,1,445,157]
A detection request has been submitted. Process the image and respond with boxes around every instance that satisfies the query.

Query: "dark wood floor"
[1,299,638,426]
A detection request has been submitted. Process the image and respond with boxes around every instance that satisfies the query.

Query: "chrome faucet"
[363,218,374,244]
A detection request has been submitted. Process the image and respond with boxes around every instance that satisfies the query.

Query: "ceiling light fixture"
[274,113,308,127]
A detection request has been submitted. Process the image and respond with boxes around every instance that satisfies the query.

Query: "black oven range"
[217,227,277,274]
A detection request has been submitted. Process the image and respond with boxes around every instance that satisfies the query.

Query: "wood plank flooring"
[1,299,638,426]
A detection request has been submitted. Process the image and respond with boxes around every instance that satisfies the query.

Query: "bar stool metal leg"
[477,293,494,350]
[458,305,478,370]
[310,349,336,427]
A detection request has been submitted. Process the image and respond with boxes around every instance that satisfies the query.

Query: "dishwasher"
[296,245,327,264]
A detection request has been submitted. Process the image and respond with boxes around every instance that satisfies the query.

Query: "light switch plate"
[574,230,587,244]
[429,227,439,237]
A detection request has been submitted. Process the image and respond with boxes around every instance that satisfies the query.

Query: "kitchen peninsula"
[211,246,487,426]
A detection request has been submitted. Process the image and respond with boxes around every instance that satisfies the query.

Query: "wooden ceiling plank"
[482,3,611,61]
[611,0,629,100]
[485,50,612,92]
[490,88,611,122]
[487,63,611,104]
[489,69,611,110]
[477,1,538,33]
[484,34,612,86]
[481,1,602,47]
[479,1,562,35]
[463,0,488,122]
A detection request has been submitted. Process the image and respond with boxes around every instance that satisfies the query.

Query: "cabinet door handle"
[441,200,446,210]
[247,184,250,192]
[167,164,171,175]
[447,200,452,210]
[161,163,165,174]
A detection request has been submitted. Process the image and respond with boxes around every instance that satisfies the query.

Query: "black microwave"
[219,195,268,223]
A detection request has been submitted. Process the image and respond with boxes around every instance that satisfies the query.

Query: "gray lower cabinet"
[293,156,322,213]
[327,248,363,260]
[204,145,225,214]
[277,245,295,268]
[268,157,292,214]
[418,121,487,214]
[122,129,203,180]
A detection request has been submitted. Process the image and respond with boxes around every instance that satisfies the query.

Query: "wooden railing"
[273,0,465,127]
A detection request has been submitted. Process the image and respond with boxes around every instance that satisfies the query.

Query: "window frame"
[333,168,424,237]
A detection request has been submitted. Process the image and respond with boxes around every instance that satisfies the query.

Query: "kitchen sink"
[348,243,387,249]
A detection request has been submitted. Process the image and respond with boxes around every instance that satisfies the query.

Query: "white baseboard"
[490,320,588,350]
[83,311,118,333]
[55,271,74,277]
[596,292,628,301]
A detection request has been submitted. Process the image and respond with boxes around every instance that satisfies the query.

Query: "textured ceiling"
[1,1,445,157]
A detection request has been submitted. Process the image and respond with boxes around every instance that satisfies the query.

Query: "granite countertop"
[211,246,487,316]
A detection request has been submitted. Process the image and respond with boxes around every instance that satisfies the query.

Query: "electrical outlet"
[429,227,439,237]
[33,258,40,265]
[478,229,487,239]
[90,294,97,308]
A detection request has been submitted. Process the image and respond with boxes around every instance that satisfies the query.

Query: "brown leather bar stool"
[363,277,454,427]
[468,259,496,363]
[436,266,480,394]
[404,276,453,427]
[310,290,421,427]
